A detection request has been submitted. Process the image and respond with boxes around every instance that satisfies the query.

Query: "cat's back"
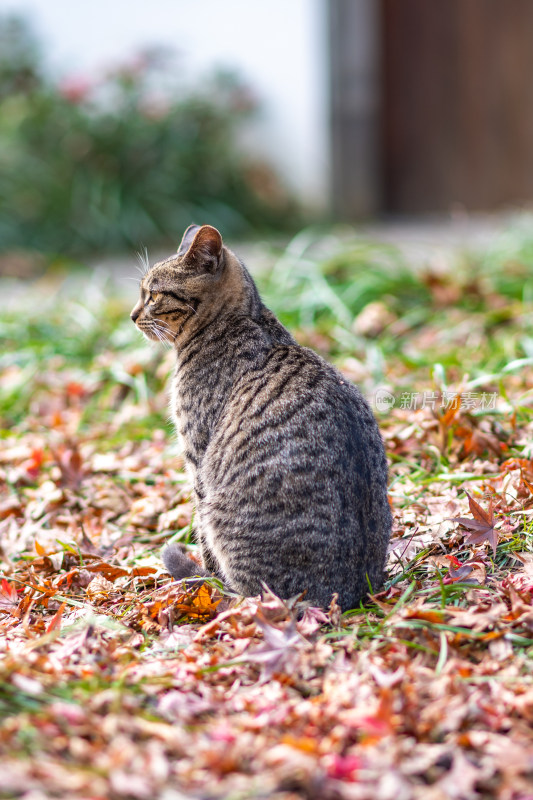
[206,341,386,491]
[200,341,390,608]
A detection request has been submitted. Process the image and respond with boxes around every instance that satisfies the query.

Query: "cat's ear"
[177,224,200,257]
[184,225,223,273]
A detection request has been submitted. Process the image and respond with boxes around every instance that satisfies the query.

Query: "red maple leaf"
[0,579,20,612]
[453,491,499,554]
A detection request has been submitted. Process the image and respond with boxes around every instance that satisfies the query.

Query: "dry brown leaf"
[452,491,500,553]
[86,574,116,601]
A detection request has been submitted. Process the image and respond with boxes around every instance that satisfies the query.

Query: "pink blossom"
[58,76,92,104]
[325,754,361,781]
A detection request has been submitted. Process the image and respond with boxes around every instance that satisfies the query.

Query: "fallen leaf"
[53,443,85,488]
[46,602,66,632]
[232,611,308,681]
[0,578,20,612]
[437,749,482,798]
[452,491,499,554]
[86,574,116,602]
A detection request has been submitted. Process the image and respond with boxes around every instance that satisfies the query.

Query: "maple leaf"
[452,491,499,554]
[53,443,85,489]
[23,448,45,480]
[443,563,474,584]
[456,425,504,458]
[46,602,66,633]
[0,578,19,612]
[171,582,223,621]
[232,610,308,681]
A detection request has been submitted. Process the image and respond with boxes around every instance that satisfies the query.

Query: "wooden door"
[382,0,533,212]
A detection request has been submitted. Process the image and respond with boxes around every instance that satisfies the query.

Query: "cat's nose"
[130,306,141,322]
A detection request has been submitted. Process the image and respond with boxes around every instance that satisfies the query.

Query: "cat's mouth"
[136,319,175,344]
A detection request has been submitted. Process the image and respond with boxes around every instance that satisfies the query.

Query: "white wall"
[3,0,329,208]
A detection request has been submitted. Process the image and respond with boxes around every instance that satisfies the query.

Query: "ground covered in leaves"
[1,227,533,799]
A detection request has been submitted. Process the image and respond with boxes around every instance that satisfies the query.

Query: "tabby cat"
[131,224,392,609]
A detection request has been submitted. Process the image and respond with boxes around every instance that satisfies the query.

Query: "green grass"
[258,226,533,385]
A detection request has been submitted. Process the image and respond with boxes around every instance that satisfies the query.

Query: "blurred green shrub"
[0,15,299,259]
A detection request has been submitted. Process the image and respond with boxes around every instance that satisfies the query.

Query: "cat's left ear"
[177,224,200,257]
[184,225,223,273]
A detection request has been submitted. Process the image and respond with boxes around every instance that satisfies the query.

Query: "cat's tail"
[162,542,209,581]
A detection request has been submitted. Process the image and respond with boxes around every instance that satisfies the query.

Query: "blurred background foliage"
[0,14,300,261]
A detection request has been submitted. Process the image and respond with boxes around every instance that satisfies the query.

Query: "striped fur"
[131,225,392,609]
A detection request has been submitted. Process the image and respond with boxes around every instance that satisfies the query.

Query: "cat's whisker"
[151,327,164,345]
[153,319,175,338]
[153,320,172,333]
[151,321,173,348]
[136,246,150,276]
[142,246,150,272]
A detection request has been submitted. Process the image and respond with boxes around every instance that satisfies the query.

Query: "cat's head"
[131,224,246,345]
